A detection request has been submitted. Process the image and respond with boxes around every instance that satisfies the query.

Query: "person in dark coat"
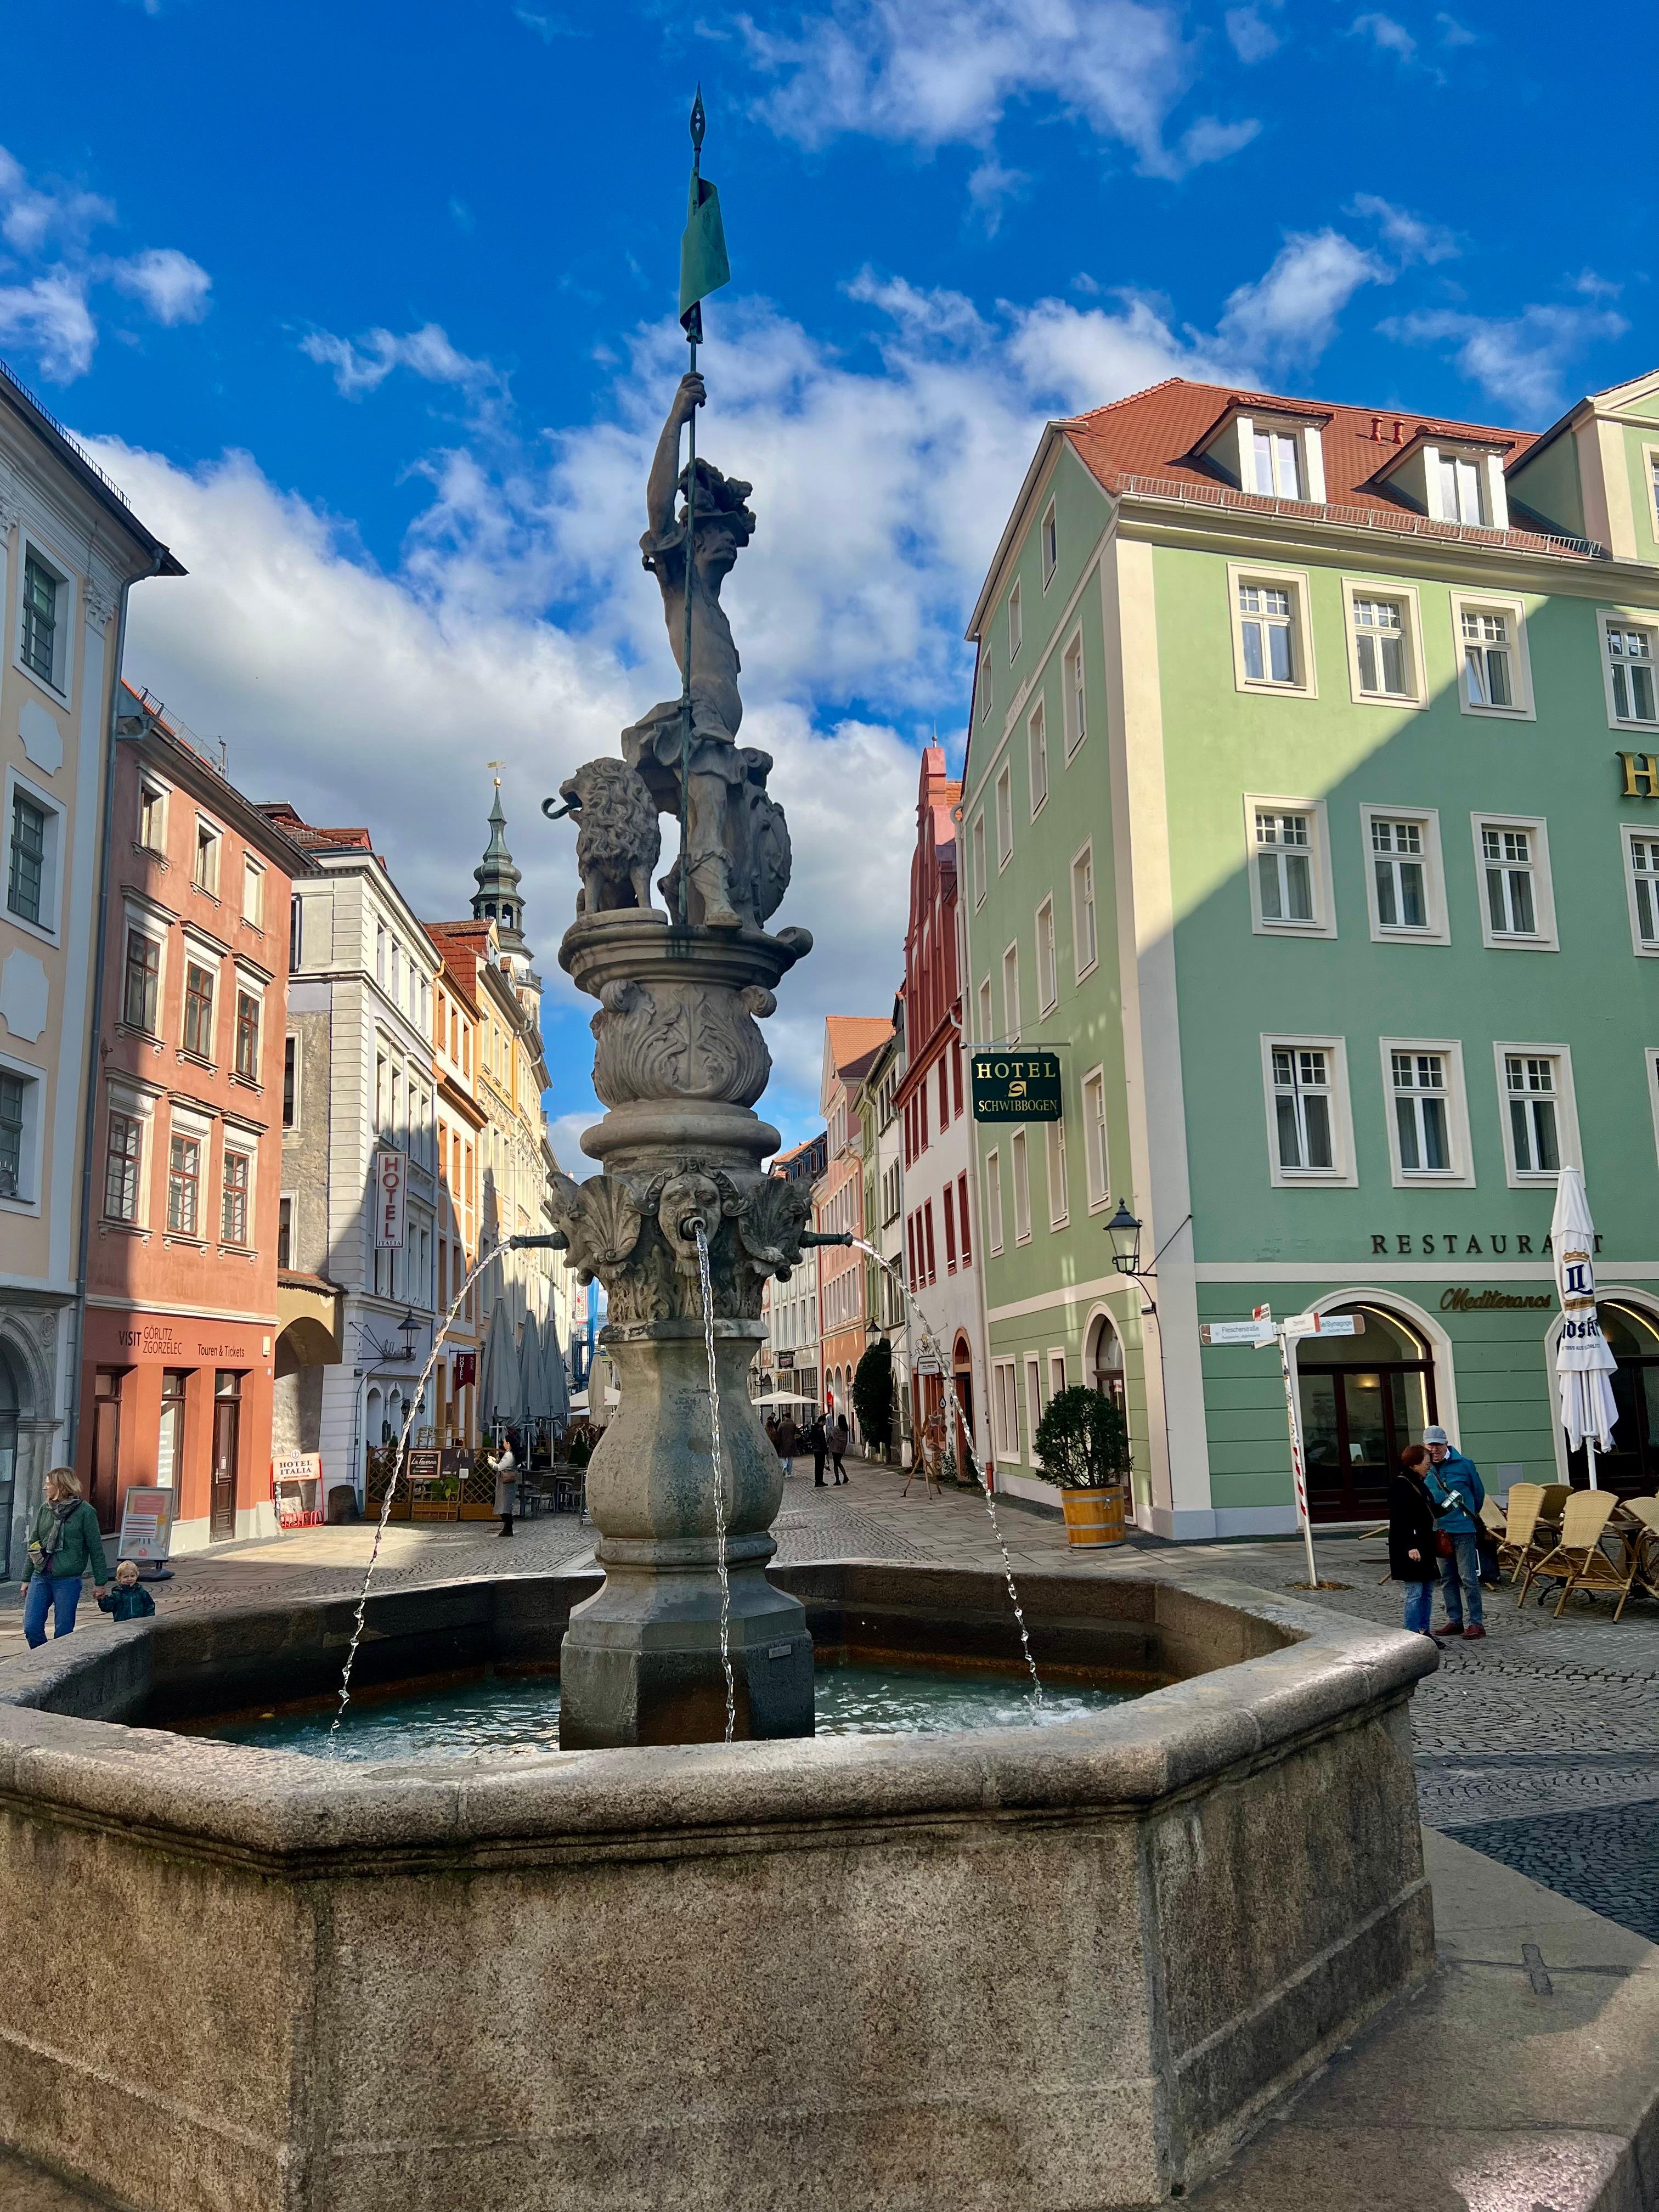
[98,1560,156,1621]
[1390,1445,1446,1640]
[809,1414,828,1487]
[830,1414,850,1485]
[21,1468,109,1647]
[774,1413,800,1477]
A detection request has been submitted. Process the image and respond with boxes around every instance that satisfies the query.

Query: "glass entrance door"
[1299,1306,1436,1522]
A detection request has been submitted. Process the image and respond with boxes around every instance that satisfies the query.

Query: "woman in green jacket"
[22,1468,109,1647]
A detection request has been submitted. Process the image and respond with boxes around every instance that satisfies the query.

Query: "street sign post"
[1198,1307,1365,1586]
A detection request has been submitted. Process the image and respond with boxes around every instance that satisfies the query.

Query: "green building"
[960,368,1659,1536]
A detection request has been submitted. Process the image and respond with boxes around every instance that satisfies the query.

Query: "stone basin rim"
[0,1565,1436,1864]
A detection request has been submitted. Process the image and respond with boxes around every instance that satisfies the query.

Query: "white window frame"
[1045,1113,1068,1229]
[1450,589,1534,720]
[984,1148,1004,1255]
[1471,812,1558,953]
[1227,562,1316,698]
[1040,497,1058,589]
[219,1136,256,1250]
[1244,794,1336,940]
[136,771,171,854]
[1623,824,1659,957]
[1008,580,1022,662]
[283,1031,302,1128]
[191,816,223,898]
[1011,1127,1031,1243]
[1644,445,1659,544]
[1081,1063,1110,1212]
[991,1357,1019,1459]
[1047,1349,1067,1404]
[1260,1033,1356,1189]
[118,898,170,1037]
[165,1103,214,1241]
[241,855,266,928]
[3,767,67,945]
[1028,699,1048,818]
[977,978,994,1047]
[0,1050,44,1213]
[1002,942,1021,1044]
[972,812,986,907]
[1070,840,1098,980]
[1024,1355,1043,1449]
[1493,1041,1579,1188]
[1599,608,1659,731]
[1341,578,1426,708]
[1035,898,1058,1015]
[1378,1036,1475,1189]
[13,526,77,701]
[1359,804,1449,947]
[102,1077,159,1228]
[1061,627,1087,758]
[995,764,1013,870]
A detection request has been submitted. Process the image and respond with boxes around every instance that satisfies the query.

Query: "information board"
[117,1487,175,1565]
[970,1050,1063,1123]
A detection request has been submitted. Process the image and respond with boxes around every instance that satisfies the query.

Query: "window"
[7,790,47,927]
[1504,1053,1562,1178]
[138,781,167,850]
[1011,1128,1031,1242]
[234,991,261,1080]
[972,814,986,906]
[985,1150,1003,1254]
[104,1111,143,1222]
[277,1195,293,1269]
[221,1149,251,1245]
[1048,1350,1067,1404]
[1370,817,1426,930]
[1263,1036,1354,1184]
[1082,1068,1109,1209]
[995,765,1013,867]
[283,1035,298,1127]
[1024,1357,1044,1449]
[289,895,303,970]
[1046,1115,1068,1228]
[957,1172,972,1266]
[182,962,216,1059]
[122,929,160,1032]
[157,1371,186,1488]
[167,1132,201,1235]
[1439,454,1486,525]
[191,820,221,895]
[1252,427,1302,498]
[241,858,264,927]
[20,552,60,686]
[1062,633,1087,756]
[991,1358,1019,1459]
[1351,594,1411,698]
[0,1065,39,1203]
[1462,610,1512,708]
[1028,702,1048,815]
[1002,944,1021,1043]
[1605,619,1658,726]
[1627,832,1659,954]
[1391,1051,1451,1175]
[1238,581,1296,685]
[1008,580,1022,661]
[977,978,993,1046]
[1071,845,1097,977]
[1477,819,1553,946]
[1035,899,1057,1014]
[1040,499,1058,586]
[1254,808,1313,925]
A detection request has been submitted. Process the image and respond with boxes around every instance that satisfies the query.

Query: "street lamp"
[1104,1200,1143,1278]
[397,1307,421,1361]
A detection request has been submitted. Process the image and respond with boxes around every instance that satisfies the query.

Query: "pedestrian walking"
[831,1414,850,1485]
[765,1414,780,1454]
[775,1412,800,1479]
[98,1560,156,1622]
[492,1434,520,1538]
[1389,1446,1447,1641]
[21,1469,109,1649]
[1423,1426,1487,1639]
[809,1414,828,1487]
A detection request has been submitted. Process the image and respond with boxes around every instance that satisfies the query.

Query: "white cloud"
[1381,301,1627,418]
[111,247,212,326]
[1435,12,1479,43]
[1350,11,1417,59]
[1216,230,1386,369]
[1224,5,1281,62]
[739,0,1216,181]
[1178,116,1261,167]
[299,321,503,400]
[0,143,210,381]
[966,155,1029,235]
[1348,193,1458,267]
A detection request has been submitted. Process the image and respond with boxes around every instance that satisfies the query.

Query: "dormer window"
[1439,454,1487,526]
[1252,429,1302,500]
[1198,404,1328,505]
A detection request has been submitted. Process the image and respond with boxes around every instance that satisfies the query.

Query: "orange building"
[75,690,310,1549]
[816,1016,893,1429]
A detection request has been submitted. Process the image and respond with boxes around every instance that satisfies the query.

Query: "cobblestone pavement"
[4,1453,1655,1936]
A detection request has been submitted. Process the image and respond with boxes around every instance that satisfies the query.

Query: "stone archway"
[0,1317,58,1585]
[273,1317,334,1459]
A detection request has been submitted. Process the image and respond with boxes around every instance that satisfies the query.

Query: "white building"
[758,1133,825,1413]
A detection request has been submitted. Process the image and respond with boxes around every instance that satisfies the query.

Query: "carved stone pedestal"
[551,910,817,1748]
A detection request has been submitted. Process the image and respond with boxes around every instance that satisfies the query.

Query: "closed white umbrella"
[476,1301,512,1430]
[514,1313,540,1428]
[540,1314,570,1428]
[1550,1165,1617,1485]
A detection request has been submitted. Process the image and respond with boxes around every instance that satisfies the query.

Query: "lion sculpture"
[545,758,661,917]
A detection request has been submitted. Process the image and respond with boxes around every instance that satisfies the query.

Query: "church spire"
[472,775,531,980]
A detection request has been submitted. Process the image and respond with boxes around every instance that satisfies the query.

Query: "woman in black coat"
[1390,1444,1445,1640]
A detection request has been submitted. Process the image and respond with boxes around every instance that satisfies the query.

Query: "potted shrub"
[1032,1385,1130,1547]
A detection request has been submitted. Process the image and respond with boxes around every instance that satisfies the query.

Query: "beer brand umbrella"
[1550,1165,1617,1485]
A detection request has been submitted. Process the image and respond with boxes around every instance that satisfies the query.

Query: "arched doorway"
[1086,1312,1126,1415]
[1299,1303,1437,1522]
[1567,1300,1659,1497]
[951,1334,975,1455]
[0,1345,19,1583]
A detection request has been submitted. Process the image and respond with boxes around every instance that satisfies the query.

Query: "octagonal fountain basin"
[0,1563,1436,2212]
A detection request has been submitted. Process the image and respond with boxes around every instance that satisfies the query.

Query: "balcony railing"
[1113,472,1604,561]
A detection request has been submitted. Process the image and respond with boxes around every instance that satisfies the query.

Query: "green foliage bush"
[853,1339,894,1451]
[1032,1385,1129,1491]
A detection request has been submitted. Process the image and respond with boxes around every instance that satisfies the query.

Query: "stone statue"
[545,759,661,916]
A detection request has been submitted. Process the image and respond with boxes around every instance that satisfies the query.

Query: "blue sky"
[2,0,1649,1153]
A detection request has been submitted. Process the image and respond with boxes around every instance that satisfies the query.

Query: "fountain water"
[693,1220,736,1742]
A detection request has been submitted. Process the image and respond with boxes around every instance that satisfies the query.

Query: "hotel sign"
[374,1148,407,1250]
[972,1051,1063,1123]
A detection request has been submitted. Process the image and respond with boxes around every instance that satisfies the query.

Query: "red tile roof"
[258,803,376,854]
[824,1015,894,1076]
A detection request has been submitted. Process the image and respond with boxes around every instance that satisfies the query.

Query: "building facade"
[894,744,986,1462]
[861,1018,910,1457]
[816,1018,891,1432]
[963,366,1659,1535]
[75,696,309,1547]
[758,1133,824,1412]
[1,365,180,1578]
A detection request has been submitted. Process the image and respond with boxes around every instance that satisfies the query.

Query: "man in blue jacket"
[1423,1426,1486,1639]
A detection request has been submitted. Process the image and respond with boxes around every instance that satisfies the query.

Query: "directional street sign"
[1283,1311,1365,1341]
[1199,1321,1276,1346]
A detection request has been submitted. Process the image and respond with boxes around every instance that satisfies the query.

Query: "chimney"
[1392,419,1405,445]
[1369,415,1383,443]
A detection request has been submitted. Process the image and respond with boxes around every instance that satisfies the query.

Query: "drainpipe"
[65,557,152,1463]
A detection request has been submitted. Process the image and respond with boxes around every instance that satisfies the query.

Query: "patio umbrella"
[1550,1165,1617,1486]
[476,1300,512,1431]
[539,1313,571,1429]
[514,1311,541,1429]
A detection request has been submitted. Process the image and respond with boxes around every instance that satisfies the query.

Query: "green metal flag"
[679,175,730,334]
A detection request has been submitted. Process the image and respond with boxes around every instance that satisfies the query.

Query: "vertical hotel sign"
[374,1148,407,1250]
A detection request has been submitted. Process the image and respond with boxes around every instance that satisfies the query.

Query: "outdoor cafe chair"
[1514,1485,1573,1602]
[1495,1485,1542,1582]
[1517,1491,1621,1616]
[1623,1497,1659,1605]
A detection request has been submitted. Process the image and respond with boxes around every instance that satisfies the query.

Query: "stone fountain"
[544,368,820,1747]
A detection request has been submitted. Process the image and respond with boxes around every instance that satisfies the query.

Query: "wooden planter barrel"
[1061,1486,1126,1547]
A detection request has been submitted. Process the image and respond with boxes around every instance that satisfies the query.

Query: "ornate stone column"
[550,908,817,1748]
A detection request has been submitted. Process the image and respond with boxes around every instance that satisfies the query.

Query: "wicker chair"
[1518,1491,1622,1617]
[1494,1484,1542,1582]
[1623,1497,1659,1606]
[1514,1484,1573,1604]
